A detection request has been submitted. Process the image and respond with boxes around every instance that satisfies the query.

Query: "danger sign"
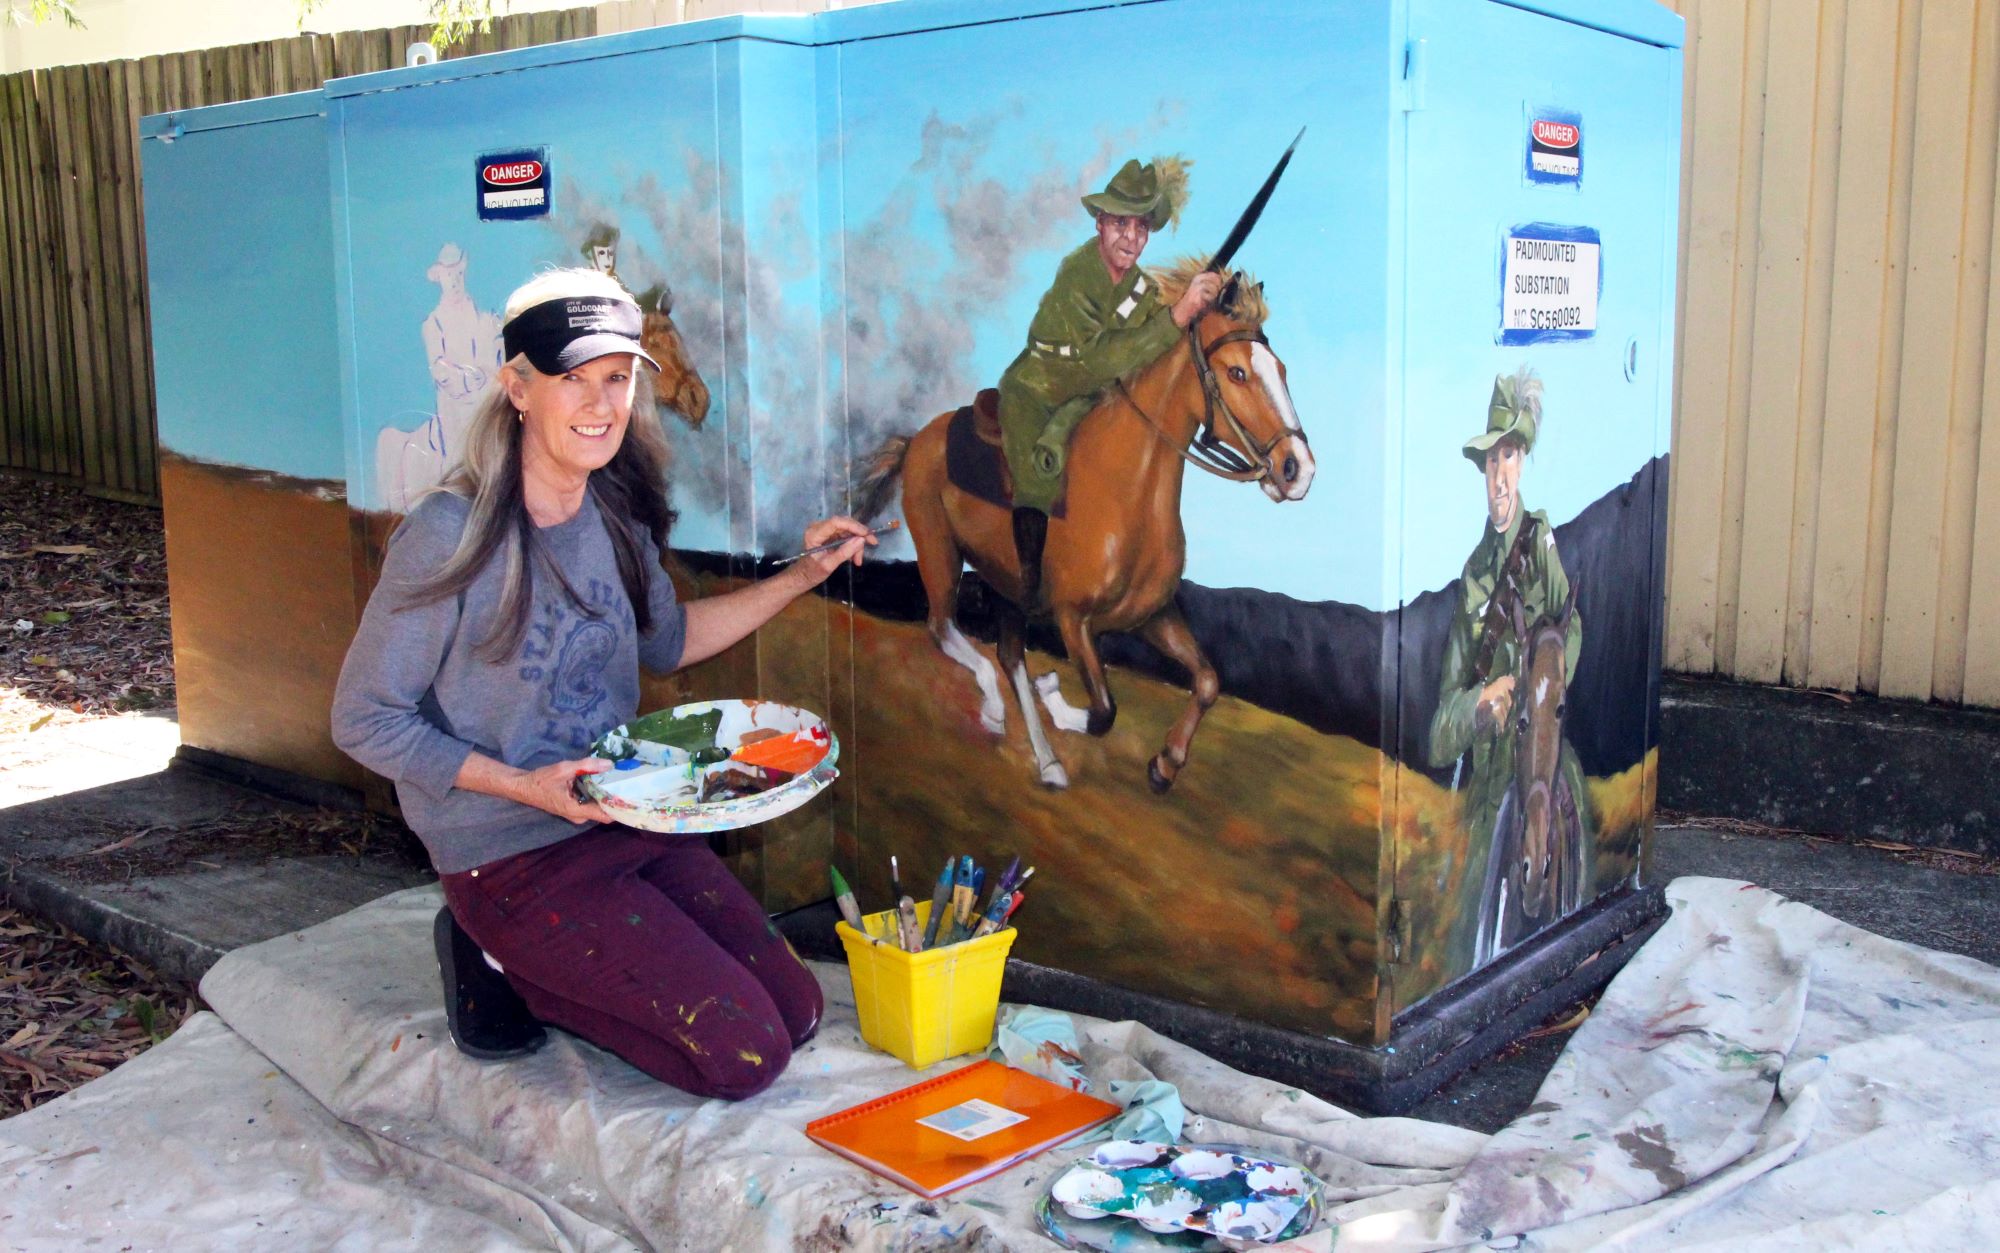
[1526,110,1583,186]
[475,146,550,220]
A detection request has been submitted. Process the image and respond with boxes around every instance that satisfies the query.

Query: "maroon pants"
[439,825,822,1100]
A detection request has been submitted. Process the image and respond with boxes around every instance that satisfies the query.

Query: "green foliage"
[3,0,84,29]
[295,0,498,51]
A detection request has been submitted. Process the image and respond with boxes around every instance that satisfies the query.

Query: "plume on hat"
[1497,365,1543,428]
[1152,155,1192,232]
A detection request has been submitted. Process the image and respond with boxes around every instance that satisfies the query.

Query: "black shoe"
[1011,506,1048,610]
[433,907,546,1061]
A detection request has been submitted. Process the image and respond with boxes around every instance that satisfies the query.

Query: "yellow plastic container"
[836,900,1016,1068]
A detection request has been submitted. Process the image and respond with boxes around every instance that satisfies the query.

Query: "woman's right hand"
[510,757,613,825]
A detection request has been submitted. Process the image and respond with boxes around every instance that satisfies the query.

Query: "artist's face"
[591,245,616,273]
[1096,213,1151,276]
[505,353,638,480]
[1485,439,1524,531]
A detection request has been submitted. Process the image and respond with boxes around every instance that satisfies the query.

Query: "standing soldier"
[997,156,1222,608]
[1427,368,1589,965]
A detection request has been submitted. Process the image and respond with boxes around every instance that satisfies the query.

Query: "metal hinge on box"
[1387,898,1412,964]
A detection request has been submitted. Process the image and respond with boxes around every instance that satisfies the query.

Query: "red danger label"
[482,160,544,186]
[1532,120,1579,149]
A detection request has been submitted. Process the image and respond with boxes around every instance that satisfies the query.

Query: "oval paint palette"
[1034,1140,1325,1251]
[581,700,840,835]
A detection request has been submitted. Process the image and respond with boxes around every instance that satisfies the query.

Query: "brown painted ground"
[161,455,363,788]
[721,590,1385,1042]
[1390,749,1657,1016]
[731,589,1658,1044]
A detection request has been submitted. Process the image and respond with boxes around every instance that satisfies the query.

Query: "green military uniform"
[1426,374,1591,960]
[998,158,1187,513]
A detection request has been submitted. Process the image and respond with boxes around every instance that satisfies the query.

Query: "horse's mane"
[1147,254,1270,328]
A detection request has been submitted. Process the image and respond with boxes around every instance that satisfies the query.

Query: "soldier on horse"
[998,157,1224,608]
[1427,368,1592,965]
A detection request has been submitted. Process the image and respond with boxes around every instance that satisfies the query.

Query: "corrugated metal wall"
[1663,0,2000,707]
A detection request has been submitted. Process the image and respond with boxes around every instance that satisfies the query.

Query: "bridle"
[1114,316,1302,484]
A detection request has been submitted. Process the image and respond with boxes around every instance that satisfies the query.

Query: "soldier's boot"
[1012,506,1049,612]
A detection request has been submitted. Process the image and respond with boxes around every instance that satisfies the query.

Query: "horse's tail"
[849,435,910,524]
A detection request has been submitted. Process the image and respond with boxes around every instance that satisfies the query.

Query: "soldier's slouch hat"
[1464,367,1544,465]
[1082,157,1189,232]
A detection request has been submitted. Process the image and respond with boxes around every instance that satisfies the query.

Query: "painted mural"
[144,0,1677,1049]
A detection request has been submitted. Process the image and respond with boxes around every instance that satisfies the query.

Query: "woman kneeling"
[332,267,872,1099]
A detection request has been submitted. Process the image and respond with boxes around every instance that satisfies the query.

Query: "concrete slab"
[5,857,434,986]
[1661,675,2000,853]
[0,766,433,986]
[0,711,180,808]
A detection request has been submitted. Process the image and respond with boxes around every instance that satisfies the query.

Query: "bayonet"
[1209,126,1306,273]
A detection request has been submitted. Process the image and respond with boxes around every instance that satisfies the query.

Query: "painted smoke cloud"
[538,100,1181,554]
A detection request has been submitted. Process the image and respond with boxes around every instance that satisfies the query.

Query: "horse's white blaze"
[938,622,1006,734]
[1536,675,1549,703]
[1009,658,1068,787]
[1250,342,1315,501]
[1035,672,1091,734]
[1249,343,1300,433]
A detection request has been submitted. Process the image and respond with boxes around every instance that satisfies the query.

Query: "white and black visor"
[502,295,660,375]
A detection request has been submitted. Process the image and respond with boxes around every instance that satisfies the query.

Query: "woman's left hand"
[792,516,876,586]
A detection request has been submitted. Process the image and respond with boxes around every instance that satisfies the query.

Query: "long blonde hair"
[399,268,676,662]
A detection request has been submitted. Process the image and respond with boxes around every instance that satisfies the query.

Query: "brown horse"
[1473,589,1586,964]
[638,282,710,428]
[852,262,1314,791]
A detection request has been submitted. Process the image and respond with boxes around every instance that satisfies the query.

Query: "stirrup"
[433,907,547,1061]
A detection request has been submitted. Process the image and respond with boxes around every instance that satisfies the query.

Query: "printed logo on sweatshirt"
[518,578,634,751]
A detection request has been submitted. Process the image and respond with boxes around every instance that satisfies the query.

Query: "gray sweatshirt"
[330,490,686,873]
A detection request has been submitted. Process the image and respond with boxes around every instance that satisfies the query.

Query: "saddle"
[943,388,1067,518]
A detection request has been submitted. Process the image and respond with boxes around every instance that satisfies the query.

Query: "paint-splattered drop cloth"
[1330,877,2000,1249]
[9,878,2000,1249]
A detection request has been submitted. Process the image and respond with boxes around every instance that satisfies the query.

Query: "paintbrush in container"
[771,519,902,567]
[921,859,956,950]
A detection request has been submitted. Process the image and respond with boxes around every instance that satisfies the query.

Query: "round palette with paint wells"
[1034,1140,1325,1251]
[580,700,840,835]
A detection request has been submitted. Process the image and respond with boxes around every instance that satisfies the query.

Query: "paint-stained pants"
[439,824,822,1100]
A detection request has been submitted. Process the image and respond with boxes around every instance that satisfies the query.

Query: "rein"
[1113,319,1298,484]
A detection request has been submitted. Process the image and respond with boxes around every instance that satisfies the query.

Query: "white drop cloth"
[1,878,1996,1251]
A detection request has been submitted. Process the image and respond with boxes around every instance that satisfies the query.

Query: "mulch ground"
[0,473,423,1118]
[0,905,199,1118]
[0,474,172,754]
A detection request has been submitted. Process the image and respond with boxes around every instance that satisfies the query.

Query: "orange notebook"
[805,1060,1120,1197]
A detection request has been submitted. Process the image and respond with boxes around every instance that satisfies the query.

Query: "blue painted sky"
[285,0,1672,609]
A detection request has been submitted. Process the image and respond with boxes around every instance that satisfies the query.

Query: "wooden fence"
[0,9,595,504]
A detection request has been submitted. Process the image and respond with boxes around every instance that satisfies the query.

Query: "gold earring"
[516,409,526,423]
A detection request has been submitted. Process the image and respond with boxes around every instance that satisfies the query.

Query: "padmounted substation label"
[1500,224,1600,345]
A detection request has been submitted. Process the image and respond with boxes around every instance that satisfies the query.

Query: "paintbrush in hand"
[772,519,901,566]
